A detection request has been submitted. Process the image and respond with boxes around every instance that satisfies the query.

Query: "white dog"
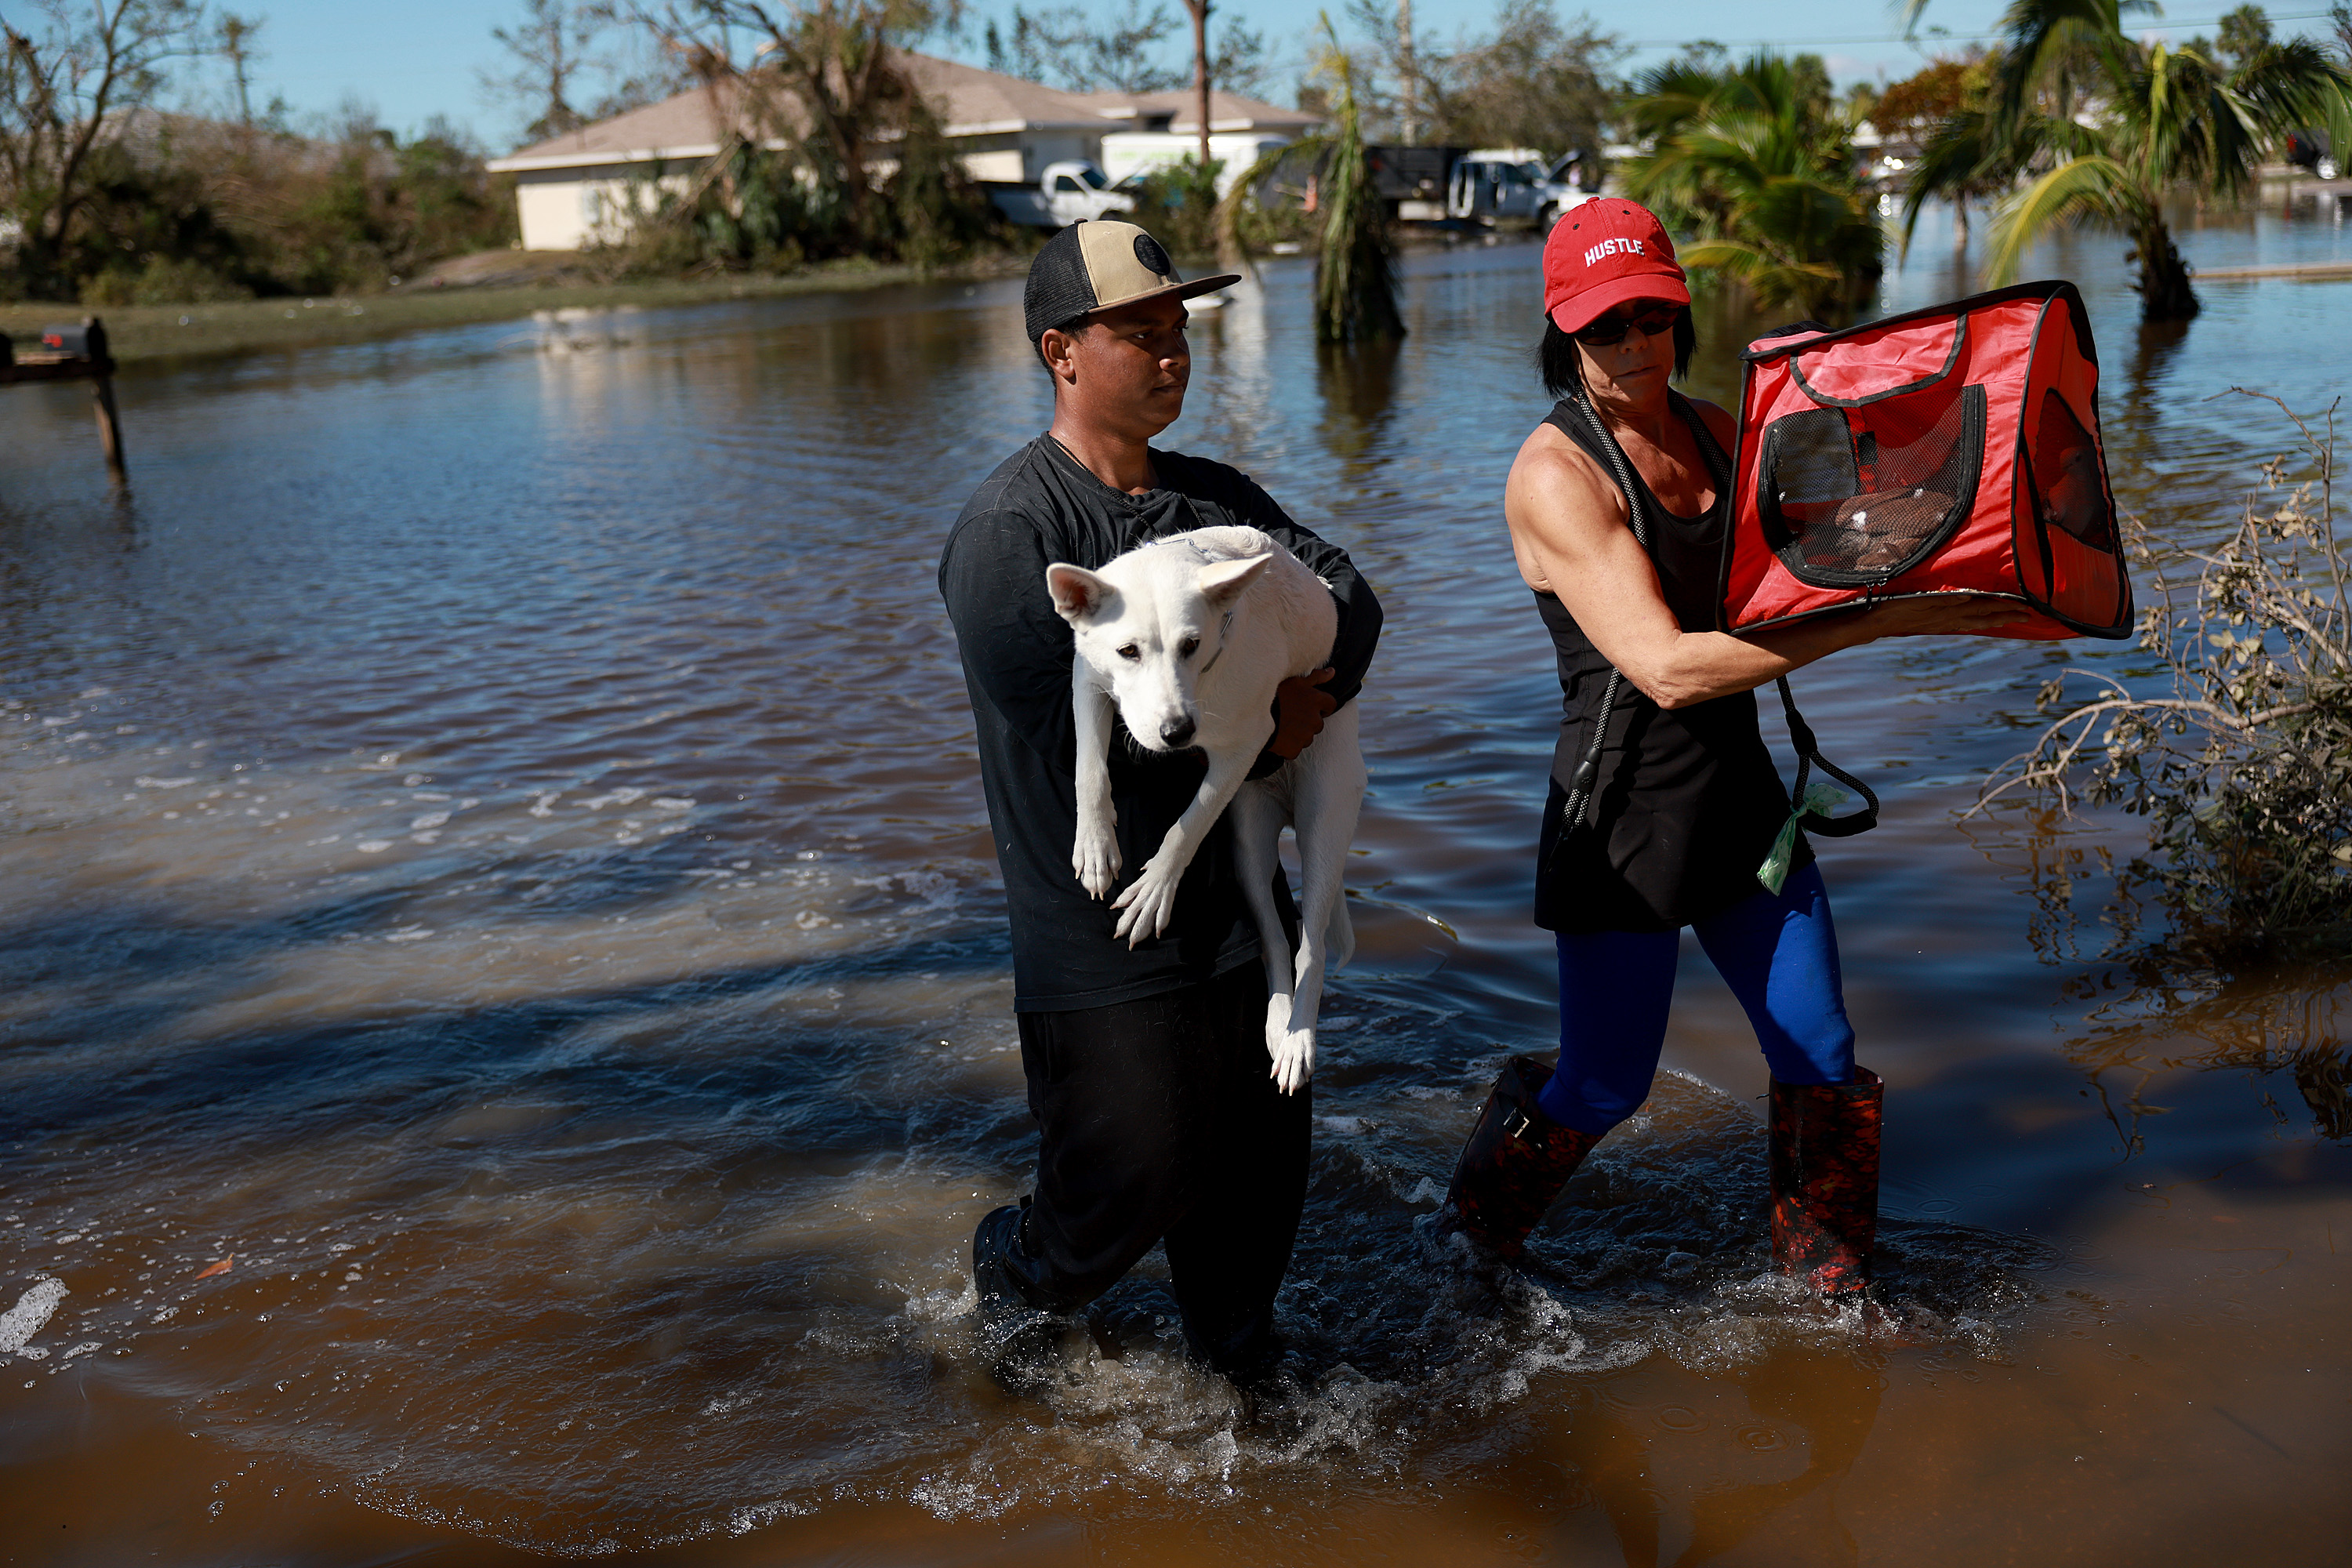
[1045,526,1367,1094]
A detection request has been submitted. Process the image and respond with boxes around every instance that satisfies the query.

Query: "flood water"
[4,196,2350,1566]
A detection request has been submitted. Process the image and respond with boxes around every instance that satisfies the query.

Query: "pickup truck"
[986,161,1138,229]
[1368,145,1595,229]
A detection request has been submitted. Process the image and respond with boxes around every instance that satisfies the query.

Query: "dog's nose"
[1160,717,1196,749]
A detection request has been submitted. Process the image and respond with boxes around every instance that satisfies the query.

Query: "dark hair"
[1537,307,1696,399]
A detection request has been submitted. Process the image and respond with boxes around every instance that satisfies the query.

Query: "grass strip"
[0,259,1018,368]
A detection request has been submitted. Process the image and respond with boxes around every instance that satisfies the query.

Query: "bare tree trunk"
[1185,0,1210,172]
[220,15,260,125]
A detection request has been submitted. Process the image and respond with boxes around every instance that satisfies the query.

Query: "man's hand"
[1268,667,1339,760]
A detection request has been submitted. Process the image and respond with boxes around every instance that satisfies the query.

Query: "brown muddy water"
[3,200,2350,1566]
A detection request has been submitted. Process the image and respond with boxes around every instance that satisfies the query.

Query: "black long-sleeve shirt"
[938,436,1382,1012]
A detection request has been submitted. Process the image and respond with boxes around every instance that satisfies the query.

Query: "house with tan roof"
[485,52,1320,252]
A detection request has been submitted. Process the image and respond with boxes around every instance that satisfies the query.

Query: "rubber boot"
[971,1201,1077,1396]
[1768,1067,1882,1297]
[1183,1302,1285,1385]
[1431,1055,1604,1263]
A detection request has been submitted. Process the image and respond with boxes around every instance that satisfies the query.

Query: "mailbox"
[1,316,125,481]
[41,321,107,360]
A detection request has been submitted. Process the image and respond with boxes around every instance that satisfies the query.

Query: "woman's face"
[1573,298,1682,415]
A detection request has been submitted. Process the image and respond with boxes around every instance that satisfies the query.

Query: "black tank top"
[1532,392,1807,934]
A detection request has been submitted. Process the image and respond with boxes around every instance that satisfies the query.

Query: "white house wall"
[1100,132,1296,197]
[512,167,694,251]
[960,148,1027,183]
[502,125,1130,251]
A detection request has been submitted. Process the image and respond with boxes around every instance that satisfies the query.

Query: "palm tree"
[1904,0,2352,320]
[1311,16,1404,343]
[1621,54,1885,318]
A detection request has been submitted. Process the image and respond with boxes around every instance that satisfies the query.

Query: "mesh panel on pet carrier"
[1759,387,1987,585]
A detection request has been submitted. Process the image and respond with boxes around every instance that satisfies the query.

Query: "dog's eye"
[1178,637,1200,659]
[1116,644,1141,661]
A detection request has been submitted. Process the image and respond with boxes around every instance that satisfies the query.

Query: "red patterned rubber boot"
[1767,1067,1882,1297]
[1432,1056,1604,1264]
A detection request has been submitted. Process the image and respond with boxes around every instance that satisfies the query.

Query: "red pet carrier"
[1720,281,2132,641]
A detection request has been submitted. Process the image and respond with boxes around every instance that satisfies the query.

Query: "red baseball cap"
[1543,200,1690,332]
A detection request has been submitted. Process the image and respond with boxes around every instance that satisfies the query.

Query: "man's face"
[1044,295,1192,439]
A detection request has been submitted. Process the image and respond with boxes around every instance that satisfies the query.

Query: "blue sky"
[175,1,2342,148]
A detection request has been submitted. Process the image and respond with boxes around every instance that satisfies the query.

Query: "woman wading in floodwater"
[1432,203,2023,1293]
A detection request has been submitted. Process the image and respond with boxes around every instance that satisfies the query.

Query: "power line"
[1619,9,2339,49]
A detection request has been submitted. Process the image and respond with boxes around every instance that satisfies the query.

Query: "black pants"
[1013,961,1312,1361]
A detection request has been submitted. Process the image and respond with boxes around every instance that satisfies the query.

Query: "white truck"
[1378,147,1596,229]
[987,161,1138,230]
[1536,152,1601,229]
[1445,149,1551,227]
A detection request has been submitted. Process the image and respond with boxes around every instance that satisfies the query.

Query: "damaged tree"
[612,0,941,249]
[1975,390,2352,964]
[1311,19,1402,344]
[0,0,212,298]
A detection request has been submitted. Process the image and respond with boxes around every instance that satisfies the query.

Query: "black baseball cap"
[1024,220,1241,347]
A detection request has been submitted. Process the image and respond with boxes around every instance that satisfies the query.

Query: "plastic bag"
[1758,782,1848,895]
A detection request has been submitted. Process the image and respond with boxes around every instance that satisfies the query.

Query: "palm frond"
[1983,154,2143,284]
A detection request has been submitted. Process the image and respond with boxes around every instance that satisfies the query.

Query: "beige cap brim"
[1070,221,1239,317]
[1094,274,1243,317]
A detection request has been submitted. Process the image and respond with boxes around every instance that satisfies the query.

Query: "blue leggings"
[1536,861,1857,1134]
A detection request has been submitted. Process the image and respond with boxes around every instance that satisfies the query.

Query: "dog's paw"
[1072,829,1121,900]
[1267,1029,1315,1095]
[1109,860,1181,946]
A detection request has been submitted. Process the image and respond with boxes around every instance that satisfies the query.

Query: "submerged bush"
[1979,391,2352,966]
[1127,155,1223,261]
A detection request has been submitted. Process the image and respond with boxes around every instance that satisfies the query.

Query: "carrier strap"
[1557,396,1878,844]
[1555,393,1647,835]
[1686,413,1878,838]
[1773,676,1879,837]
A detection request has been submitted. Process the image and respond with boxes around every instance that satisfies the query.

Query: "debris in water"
[193,1256,234,1280]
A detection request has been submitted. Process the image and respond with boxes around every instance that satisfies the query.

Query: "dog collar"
[1196,608,1237,675]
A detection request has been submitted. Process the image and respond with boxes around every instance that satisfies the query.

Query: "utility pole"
[1184,0,1211,172]
[1397,0,1417,144]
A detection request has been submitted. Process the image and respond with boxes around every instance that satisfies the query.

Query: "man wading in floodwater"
[938,221,1381,1392]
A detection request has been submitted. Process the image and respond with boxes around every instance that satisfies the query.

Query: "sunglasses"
[1571,305,1680,347]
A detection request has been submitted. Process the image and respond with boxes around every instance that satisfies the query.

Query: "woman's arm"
[1504,421,2030,710]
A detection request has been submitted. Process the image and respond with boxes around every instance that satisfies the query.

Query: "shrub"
[597,108,999,280]
[80,255,255,306]
[1126,156,1223,261]
[1977,391,2352,967]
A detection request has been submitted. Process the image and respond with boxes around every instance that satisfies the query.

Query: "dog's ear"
[1197,552,1272,608]
[1044,562,1114,623]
